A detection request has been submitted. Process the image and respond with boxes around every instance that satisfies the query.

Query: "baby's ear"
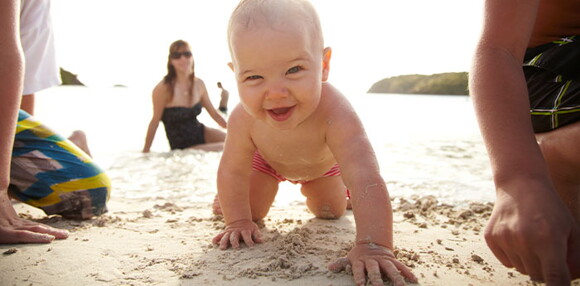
[227,62,234,72]
[322,47,332,82]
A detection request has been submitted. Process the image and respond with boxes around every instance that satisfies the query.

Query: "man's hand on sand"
[0,192,68,244]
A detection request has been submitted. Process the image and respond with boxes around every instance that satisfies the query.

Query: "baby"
[212,0,417,285]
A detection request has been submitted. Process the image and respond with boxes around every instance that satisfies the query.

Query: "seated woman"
[143,40,227,152]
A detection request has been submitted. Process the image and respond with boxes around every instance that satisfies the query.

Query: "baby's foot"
[212,195,222,215]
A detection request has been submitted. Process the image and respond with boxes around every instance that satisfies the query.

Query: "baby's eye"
[286,66,302,74]
[246,75,263,81]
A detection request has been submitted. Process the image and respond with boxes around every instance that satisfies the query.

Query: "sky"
[50,0,484,95]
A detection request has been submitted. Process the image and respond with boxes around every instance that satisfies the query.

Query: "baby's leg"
[300,176,347,219]
[537,121,580,223]
[249,170,279,221]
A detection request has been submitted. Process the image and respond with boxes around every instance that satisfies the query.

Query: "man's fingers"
[568,226,580,279]
[484,232,513,268]
[504,251,526,274]
[519,252,543,281]
[24,224,68,239]
[541,249,571,286]
[0,230,55,244]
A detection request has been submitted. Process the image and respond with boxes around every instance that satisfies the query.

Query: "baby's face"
[229,22,328,130]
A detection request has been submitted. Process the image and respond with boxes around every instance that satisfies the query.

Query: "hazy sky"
[51,0,484,94]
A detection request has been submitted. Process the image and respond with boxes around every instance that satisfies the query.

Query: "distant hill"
[368,72,469,95]
[60,67,85,86]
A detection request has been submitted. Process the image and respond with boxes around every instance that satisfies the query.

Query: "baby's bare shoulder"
[319,83,359,120]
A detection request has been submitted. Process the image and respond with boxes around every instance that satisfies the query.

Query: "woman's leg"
[191,126,226,151]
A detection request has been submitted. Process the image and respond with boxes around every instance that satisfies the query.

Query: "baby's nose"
[265,81,288,99]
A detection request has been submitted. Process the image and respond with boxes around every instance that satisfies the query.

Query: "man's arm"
[0,0,69,244]
[0,1,23,185]
[470,0,579,283]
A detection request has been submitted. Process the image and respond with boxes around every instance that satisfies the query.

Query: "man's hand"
[0,192,69,244]
[485,185,580,285]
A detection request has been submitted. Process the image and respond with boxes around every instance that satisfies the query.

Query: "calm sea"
[34,86,494,206]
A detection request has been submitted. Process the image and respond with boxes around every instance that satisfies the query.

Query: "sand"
[2,87,577,285]
[4,194,575,286]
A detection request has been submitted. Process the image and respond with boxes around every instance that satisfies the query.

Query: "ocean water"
[34,86,494,207]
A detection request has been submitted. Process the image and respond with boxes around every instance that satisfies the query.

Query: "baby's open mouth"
[270,107,292,115]
[267,106,295,121]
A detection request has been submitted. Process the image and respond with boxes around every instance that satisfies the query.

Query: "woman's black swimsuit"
[161,102,205,150]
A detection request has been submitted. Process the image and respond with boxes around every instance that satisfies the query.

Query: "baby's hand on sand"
[328,243,417,286]
[212,219,263,250]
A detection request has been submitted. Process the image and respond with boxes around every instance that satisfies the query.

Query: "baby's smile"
[267,106,295,121]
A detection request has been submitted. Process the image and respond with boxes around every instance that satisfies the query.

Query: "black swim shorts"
[524,35,580,133]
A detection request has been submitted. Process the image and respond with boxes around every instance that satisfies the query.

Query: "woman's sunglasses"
[170,51,192,59]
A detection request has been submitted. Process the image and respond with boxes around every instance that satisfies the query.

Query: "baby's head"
[227,0,331,129]
[228,0,324,62]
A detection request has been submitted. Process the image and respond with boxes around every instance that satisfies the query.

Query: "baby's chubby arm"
[323,87,417,285]
[212,107,262,249]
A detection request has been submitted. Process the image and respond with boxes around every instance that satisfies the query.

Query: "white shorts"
[20,0,60,95]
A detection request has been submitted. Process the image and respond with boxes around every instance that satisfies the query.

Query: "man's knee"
[537,123,580,170]
[42,174,111,220]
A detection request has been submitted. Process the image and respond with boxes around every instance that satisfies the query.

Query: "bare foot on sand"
[68,130,92,157]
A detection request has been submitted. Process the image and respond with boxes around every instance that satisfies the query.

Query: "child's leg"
[249,170,279,221]
[537,121,580,223]
[300,176,347,219]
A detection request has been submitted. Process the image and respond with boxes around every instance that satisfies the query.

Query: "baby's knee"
[311,203,345,220]
[251,206,271,222]
[251,212,268,222]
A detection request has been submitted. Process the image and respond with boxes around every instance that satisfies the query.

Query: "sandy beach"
[2,88,579,285]
[2,189,562,285]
